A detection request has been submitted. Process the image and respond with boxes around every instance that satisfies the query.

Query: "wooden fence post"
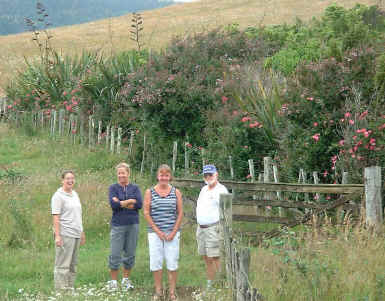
[273,163,284,217]
[229,155,234,179]
[106,125,110,149]
[236,248,251,301]
[335,171,350,222]
[88,115,94,148]
[117,127,122,154]
[184,141,189,176]
[364,166,383,232]
[201,148,206,170]
[313,171,320,201]
[50,110,57,137]
[172,141,178,173]
[97,121,102,145]
[110,126,115,153]
[248,159,258,215]
[264,157,273,216]
[219,193,233,290]
[140,133,146,175]
[79,117,85,144]
[58,109,65,136]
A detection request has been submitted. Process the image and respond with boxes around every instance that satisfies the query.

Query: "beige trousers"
[54,235,80,290]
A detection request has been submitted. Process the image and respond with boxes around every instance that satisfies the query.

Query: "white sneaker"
[121,278,134,290]
[107,280,118,291]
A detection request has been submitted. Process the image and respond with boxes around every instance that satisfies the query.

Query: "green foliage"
[5,4,385,181]
[7,200,33,248]
[264,4,385,75]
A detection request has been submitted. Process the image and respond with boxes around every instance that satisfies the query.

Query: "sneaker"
[107,280,118,291]
[121,278,134,290]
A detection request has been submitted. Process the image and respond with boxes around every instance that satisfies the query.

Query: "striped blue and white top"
[148,186,178,233]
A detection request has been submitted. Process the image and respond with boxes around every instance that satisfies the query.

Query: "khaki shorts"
[196,224,222,257]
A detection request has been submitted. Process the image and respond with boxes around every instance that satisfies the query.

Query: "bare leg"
[153,270,163,295]
[110,269,119,281]
[168,270,178,298]
[123,268,131,279]
[203,256,220,280]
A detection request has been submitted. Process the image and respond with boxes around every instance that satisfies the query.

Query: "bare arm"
[112,196,136,209]
[52,214,62,247]
[143,189,165,240]
[166,189,183,241]
[80,231,86,246]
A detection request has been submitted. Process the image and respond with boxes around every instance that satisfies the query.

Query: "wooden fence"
[172,166,383,301]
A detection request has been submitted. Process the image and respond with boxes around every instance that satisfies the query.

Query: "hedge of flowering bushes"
[5,4,385,181]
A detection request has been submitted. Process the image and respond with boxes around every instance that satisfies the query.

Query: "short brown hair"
[157,164,172,180]
[116,162,131,174]
[61,170,74,179]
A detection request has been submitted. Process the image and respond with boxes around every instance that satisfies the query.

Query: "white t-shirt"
[196,182,228,225]
[51,187,83,238]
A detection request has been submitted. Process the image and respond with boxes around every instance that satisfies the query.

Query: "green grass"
[0,123,213,300]
[1,122,385,301]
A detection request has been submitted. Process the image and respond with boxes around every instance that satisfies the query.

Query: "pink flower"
[329,120,334,124]
[243,145,248,149]
[344,112,351,118]
[313,195,319,200]
[186,143,192,148]
[349,119,354,125]
[62,91,67,96]
[313,122,318,127]
[312,133,320,141]
[241,116,251,122]
[356,128,366,133]
[339,140,344,146]
[340,118,345,122]
[306,97,314,101]
[246,174,251,179]
[323,170,328,177]
[364,131,370,138]
[232,110,239,116]
[326,196,331,200]
[221,96,229,103]
[249,122,260,128]
[359,110,368,120]
[352,135,357,140]
[369,138,376,145]
[378,123,385,130]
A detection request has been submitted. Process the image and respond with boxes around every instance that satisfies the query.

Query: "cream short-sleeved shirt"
[51,187,83,238]
[196,182,228,226]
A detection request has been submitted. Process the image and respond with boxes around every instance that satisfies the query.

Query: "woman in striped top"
[143,164,183,301]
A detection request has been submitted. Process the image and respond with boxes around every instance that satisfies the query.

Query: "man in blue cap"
[196,164,228,290]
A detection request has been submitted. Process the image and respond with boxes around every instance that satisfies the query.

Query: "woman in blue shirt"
[107,162,143,291]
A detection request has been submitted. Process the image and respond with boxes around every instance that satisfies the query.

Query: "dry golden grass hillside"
[0,0,384,94]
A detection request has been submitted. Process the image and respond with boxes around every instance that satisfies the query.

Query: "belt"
[199,222,219,228]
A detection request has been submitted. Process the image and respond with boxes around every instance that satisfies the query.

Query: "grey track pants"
[109,224,139,270]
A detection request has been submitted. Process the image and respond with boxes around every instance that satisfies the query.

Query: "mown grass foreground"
[1,123,385,300]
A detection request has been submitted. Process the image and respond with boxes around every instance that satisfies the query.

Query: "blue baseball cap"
[202,164,217,174]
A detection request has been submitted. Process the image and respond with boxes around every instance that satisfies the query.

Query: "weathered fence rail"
[172,178,364,194]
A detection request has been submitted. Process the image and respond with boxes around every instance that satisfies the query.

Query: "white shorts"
[148,231,180,271]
